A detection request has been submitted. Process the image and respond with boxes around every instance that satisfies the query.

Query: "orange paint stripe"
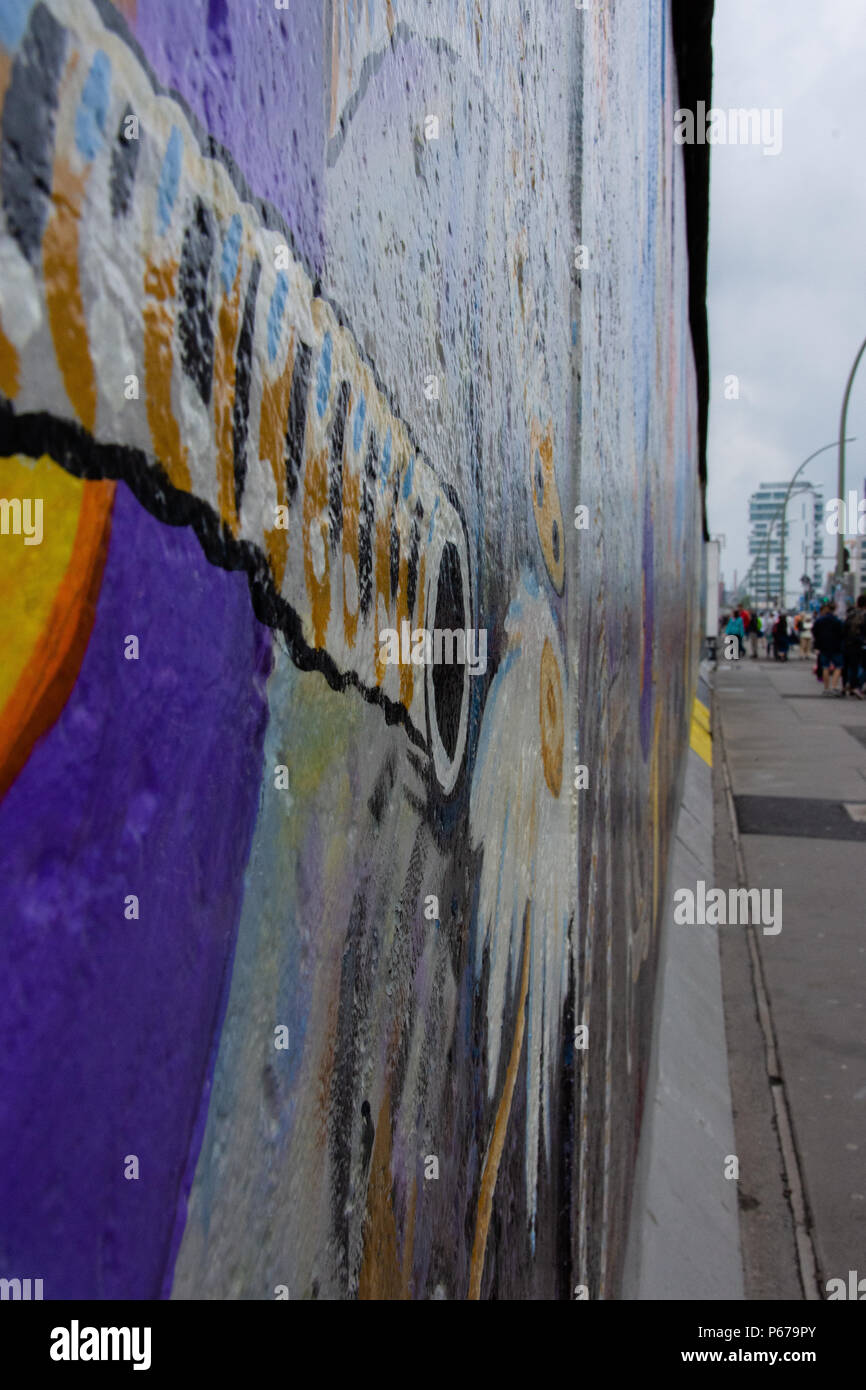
[143,259,192,493]
[0,480,115,801]
[260,335,295,591]
[302,445,331,649]
[374,511,391,685]
[214,283,242,531]
[397,548,414,710]
[0,324,19,399]
[342,460,360,649]
[43,160,97,434]
[0,52,18,399]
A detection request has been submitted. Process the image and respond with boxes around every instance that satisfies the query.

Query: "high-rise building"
[847,478,866,596]
[747,481,824,606]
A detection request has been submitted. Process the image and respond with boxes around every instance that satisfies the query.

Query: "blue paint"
[472,642,519,787]
[380,428,392,488]
[571,320,578,348]
[523,568,540,598]
[427,495,439,542]
[316,332,332,418]
[220,215,242,295]
[353,393,366,452]
[0,0,34,51]
[157,127,183,235]
[75,51,112,163]
[267,272,289,363]
[402,452,415,500]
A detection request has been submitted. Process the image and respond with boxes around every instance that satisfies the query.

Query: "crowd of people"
[721,596,866,697]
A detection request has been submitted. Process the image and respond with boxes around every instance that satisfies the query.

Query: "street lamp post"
[755,439,855,609]
[836,334,866,584]
[779,482,821,608]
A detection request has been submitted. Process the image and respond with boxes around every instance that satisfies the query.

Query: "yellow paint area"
[690,697,712,766]
[0,455,84,712]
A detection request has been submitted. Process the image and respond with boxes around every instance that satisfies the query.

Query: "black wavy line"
[0,398,430,755]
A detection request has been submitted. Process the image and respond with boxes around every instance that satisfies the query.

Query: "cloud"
[706,0,866,593]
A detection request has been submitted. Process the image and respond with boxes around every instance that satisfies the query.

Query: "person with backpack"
[773,612,790,661]
[843,602,866,698]
[812,601,845,696]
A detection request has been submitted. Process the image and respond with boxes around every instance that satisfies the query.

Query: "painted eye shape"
[431,541,465,762]
[530,424,565,595]
[425,534,472,797]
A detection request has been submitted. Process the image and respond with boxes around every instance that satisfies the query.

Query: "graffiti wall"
[0,0,702,1299]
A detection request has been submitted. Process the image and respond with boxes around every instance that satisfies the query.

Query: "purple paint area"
[640,486,655,760]
[130,0,327,277]
[0,485,271,1298]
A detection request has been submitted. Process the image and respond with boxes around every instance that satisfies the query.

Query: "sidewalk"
[623,664,744,1300]
[715,651,866,1297]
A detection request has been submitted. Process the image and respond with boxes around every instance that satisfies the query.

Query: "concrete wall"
[0,0,703,1299]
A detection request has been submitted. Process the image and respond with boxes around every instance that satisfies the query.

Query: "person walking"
[747,610,760,659]
[812,601,845,696]
[799,612,813,660]
[725,610,745,658]
[773,612,790,661]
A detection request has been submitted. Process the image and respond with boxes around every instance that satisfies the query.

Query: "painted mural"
[0,0,702,1299]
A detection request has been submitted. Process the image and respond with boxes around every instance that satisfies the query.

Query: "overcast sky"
[706,0,866,592]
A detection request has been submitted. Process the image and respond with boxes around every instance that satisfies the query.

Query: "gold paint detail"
[0,322,20,399]
[342,443,361,650]
[530,419,565,594]
[374,509,391,686]
[43,161,97,434]
[143,260,192,493]
[397,541,414,711]
[302,445,331,649]
[260,332,296,591]
[468,903,532,1300]
[213,274,242,531]
[358,1092,403,1300]
[0,44,18,403]
[540,637,564,797]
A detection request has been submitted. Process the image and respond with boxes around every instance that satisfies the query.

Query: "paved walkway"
[716,650,866,1297]
[624,666,743,1300]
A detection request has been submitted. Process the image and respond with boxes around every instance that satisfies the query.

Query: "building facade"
[748,481,824,607]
